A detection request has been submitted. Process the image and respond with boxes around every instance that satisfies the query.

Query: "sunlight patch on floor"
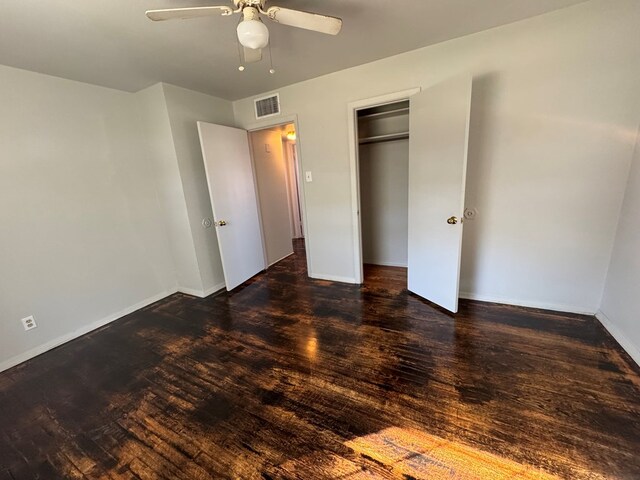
[344,426,559,479]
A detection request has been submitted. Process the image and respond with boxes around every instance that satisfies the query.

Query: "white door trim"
[347,88,421,284]
[286,141,303,238]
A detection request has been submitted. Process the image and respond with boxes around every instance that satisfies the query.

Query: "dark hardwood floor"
[1,240,639,479]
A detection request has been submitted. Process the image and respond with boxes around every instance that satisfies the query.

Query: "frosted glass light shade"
[237,19,269,49]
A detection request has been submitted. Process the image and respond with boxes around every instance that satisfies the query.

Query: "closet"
[351,77,472,312]
[357,100,410,270]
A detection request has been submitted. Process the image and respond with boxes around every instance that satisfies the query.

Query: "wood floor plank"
[0,240,639,479]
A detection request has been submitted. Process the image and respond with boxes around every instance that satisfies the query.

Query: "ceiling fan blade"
[243,47,263,64]
[265,7,342,35]
[146,6,234,22]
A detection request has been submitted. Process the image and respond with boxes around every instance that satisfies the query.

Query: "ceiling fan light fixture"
[237,18,269,49]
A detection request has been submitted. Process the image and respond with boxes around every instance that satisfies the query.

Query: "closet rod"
[359,132,409,145]
[358,107,410,120]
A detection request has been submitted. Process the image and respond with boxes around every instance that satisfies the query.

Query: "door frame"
[347,88,421,284]
[285,141,304,238]
[244,115,312,275]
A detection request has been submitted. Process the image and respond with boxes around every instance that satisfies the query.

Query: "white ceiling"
[0,0,589,100]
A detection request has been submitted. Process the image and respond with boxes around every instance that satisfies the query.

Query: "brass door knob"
[215,220,227,227]
[447,216,458,225]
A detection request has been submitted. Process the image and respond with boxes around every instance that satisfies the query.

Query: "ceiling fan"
[146,0,343,65]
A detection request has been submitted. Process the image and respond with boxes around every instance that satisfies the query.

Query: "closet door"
[407,76,472,313]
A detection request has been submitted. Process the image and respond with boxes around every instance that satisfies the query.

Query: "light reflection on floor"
[342,426,559,479]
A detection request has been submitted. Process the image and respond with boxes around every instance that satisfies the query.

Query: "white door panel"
[407,76,472,312]
[198,121,265,291]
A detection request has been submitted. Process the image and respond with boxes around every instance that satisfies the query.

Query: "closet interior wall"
[357,101,410,268]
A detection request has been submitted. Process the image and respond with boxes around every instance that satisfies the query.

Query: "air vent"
[254,93,280,119]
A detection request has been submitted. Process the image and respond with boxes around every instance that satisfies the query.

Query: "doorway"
[198,118,308,292]
[248,123,305,267]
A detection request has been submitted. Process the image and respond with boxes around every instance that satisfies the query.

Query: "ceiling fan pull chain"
[236,26,246,72]
[268,39,275,74]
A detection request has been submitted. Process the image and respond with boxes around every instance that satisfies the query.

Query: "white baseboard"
[203,282,226,297]
[596,311,640,367]
[268,251,294,267]
[0,289,176,374]
[363,261,408,268]
[309,272,359,284]
[459,291,596,315]
[178,282,226,298]
[177,286,202,297]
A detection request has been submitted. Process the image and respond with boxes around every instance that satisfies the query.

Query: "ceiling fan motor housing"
[234,0,266,9]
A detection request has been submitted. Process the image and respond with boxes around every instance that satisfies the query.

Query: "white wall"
[135,84,202,292]
[232,0,640,313]
[250,128,294,265]
[0,70,237,371]
[0,65,176,371]
[162,84,235,294]
[360,140,409,267]
[598,128,640,365]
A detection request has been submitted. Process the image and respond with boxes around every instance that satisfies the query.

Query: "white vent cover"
[254,93,281,119]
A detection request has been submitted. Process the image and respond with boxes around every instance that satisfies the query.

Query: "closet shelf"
[359,132,409,145]
[358,107,410,120]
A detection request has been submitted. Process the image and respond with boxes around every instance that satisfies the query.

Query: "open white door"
[198,121,265,291]
[407,76,472,313]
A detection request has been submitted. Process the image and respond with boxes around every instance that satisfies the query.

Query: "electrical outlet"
[305,171,313,182]
[21,315,37,331]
